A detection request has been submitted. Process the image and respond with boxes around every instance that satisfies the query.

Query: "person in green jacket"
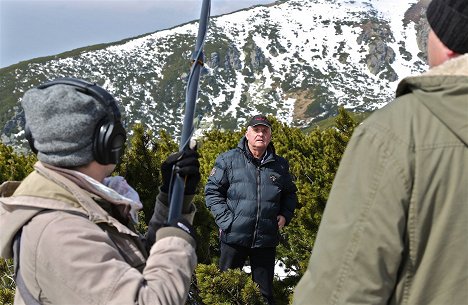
[0,78,200,304]
[293,0,468,304]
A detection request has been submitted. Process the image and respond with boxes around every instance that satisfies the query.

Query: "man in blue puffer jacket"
[205,114,298,305]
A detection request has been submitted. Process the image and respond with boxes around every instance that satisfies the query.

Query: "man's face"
[245,125,272,152]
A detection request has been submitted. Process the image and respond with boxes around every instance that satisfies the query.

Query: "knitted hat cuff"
[426,0,468,54]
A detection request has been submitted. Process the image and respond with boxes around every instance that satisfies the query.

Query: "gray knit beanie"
[22,84,109,167]
[426,0,468,54]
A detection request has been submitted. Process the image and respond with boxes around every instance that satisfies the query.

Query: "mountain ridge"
[0,0,429,147]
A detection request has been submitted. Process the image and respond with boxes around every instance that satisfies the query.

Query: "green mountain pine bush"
[195,263,265,305]
[0,107,357,304]
[0,141,36,304]
[0,258,15,305]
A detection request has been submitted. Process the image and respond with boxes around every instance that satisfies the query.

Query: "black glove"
[165,217,197,241]
[161,149,200,195]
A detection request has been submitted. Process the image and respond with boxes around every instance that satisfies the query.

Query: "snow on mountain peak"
[1,0,429,146]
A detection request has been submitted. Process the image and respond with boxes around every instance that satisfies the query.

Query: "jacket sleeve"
[20,210,196,305]
[293,123,412,305]
[279,160,298,225]
[204,154,233,231]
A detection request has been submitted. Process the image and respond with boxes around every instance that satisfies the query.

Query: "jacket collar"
[396,54,468,96]
[395,54,468,146]
[238,136,276,165]
[1,162,138,239]
[423,53,468,77]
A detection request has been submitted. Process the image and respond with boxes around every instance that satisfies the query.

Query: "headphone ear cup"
[93,118,126,165]
[93,118,110,165]
[108,121,127,164]
[25,124,38,154]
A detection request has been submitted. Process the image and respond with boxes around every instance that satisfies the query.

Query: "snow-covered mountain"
[0,0,429,146]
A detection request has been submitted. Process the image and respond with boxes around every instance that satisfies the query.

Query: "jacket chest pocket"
[262,171,283,201]
[269,173,283,187]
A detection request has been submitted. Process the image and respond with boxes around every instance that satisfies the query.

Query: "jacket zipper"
[251,166,261,248]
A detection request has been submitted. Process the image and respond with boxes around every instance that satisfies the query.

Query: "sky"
[0,0,274,68]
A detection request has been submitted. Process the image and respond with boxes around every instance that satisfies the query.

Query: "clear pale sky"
[0,0,274,68]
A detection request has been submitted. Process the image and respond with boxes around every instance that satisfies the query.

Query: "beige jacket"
[0,162,197,305]
[293,54,468,304]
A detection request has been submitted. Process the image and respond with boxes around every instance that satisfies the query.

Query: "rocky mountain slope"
[0,0,430,146]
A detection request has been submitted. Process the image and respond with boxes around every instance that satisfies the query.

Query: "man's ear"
[447,49,461,60]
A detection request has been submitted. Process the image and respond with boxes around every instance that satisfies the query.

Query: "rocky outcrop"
[403,0,430,60]
[357,20,397,80]
[251,46,266,72]
[1,108,25,145]
[209,52,220,69]
[367,41,396,77]
[224,44,242,70]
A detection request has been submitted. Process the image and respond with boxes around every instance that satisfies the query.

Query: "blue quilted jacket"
[205,136,297,248]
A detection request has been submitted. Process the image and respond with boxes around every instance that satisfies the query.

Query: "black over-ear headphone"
[25,78,127,165]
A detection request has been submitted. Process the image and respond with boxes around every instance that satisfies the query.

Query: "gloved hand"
[165,217,197,241]
[160,149,200,195]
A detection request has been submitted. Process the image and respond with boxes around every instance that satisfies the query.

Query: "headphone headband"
[37,78,121,121]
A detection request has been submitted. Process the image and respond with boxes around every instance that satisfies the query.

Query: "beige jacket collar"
[0,162,138,258]
[423,53,468,77]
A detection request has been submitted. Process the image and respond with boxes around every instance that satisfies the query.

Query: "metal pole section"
[168,0,211,222]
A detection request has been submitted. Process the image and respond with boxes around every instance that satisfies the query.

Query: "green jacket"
[293,54,468,305]
[0,162,197,305]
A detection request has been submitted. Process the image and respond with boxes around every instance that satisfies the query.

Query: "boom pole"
[168,0,211,222]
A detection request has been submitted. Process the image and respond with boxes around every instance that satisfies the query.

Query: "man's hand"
[161,149,201,195]
[277,215,286,230]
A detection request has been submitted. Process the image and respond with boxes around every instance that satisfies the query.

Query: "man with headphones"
[0,78,200,305]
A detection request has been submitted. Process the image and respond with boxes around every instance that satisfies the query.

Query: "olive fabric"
[293,54,468,305]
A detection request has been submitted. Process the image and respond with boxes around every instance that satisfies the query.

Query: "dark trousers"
[219,241,276,305]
